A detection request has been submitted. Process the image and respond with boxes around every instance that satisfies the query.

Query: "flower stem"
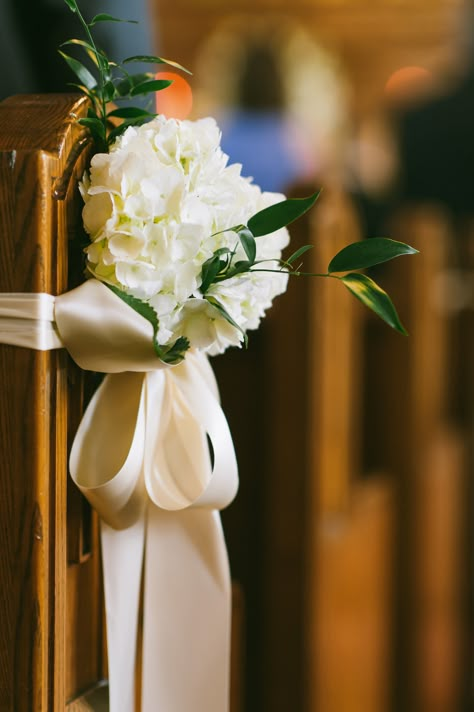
[72,2,108,131]
[248,268,338,280]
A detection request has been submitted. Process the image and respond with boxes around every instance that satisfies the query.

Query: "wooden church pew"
[220,190,468,712]
[253,197,467,712]
[0,93,245,712]
[301,189,396,712]
[0,93,104,711]
[366,206,469,711]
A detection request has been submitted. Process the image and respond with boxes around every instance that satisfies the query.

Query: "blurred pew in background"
[219,193,473,712]
[218,186,396,712]
[370,207,471,712]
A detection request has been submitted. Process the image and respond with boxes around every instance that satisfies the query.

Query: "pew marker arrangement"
[61,0,418,364]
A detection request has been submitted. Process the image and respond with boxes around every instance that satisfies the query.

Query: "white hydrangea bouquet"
[62,0,417,367]
[53,2,418,710]
[81,115,293,360]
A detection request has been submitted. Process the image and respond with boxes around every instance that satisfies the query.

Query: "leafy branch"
[199,194,418,336]
[61,0,419,347]
[61,0,191,151]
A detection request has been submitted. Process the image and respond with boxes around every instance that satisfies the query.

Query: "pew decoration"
[0,2,419,711]
[62,0,417,349]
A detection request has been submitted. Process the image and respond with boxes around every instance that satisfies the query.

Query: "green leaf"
[106,124,130,145]
[61,39,109,75]
[223,260,252,280]
[248,190,320,237]
[341,273,408,335]
[286,244,314,265]
[130,79,173,96]
[123,55,192,75]
[77,117,106,142]
[232,260,252,273]
[200,248,236,292]
[61,38,100,66]
[237,227,256,263]
[107,106,156,119]
[64,0,78,12]
[212,247,233,258]
[58,51,97,89]
[89,13,138,26]
[106,284,158,332]
[67,82,96,103]
[158,336,190,364]
[105,284,189,364]
[206,296,248,347]
[200,255,225,293]
[115,72,154,96]
[101,80,116,103]
[328,238,419,273]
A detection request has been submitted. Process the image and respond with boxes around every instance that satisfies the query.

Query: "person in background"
[220,42,314,194]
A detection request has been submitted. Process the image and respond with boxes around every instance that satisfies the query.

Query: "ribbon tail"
[141,506,232,712]
[102,517,146,712]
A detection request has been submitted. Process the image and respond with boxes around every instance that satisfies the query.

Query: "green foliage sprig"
[197,193,418,336]
[61,0,418,356]
[107,285,190,364]
[61,0,190,151]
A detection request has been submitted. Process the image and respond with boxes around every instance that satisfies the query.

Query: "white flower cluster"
[80,115,289,355]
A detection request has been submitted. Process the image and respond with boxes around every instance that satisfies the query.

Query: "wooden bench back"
[376,206,468,712]
[0,94,105,711]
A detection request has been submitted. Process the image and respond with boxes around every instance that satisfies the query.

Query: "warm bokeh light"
[155,71,193,119]
[384,65,433,103]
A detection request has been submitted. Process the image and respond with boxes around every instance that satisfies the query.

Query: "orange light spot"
[155,71,193,120]
[384,66,433,102]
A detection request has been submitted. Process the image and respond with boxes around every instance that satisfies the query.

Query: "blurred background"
[2,0,473,710]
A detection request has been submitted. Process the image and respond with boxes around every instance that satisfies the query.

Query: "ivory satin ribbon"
[0,279,239,712]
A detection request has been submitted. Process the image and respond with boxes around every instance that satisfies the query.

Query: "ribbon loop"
[69,371,148,529]
[144,359,239,512]
[55,280,166,373]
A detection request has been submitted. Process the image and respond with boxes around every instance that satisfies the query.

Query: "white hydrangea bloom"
[80,115,290,355]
